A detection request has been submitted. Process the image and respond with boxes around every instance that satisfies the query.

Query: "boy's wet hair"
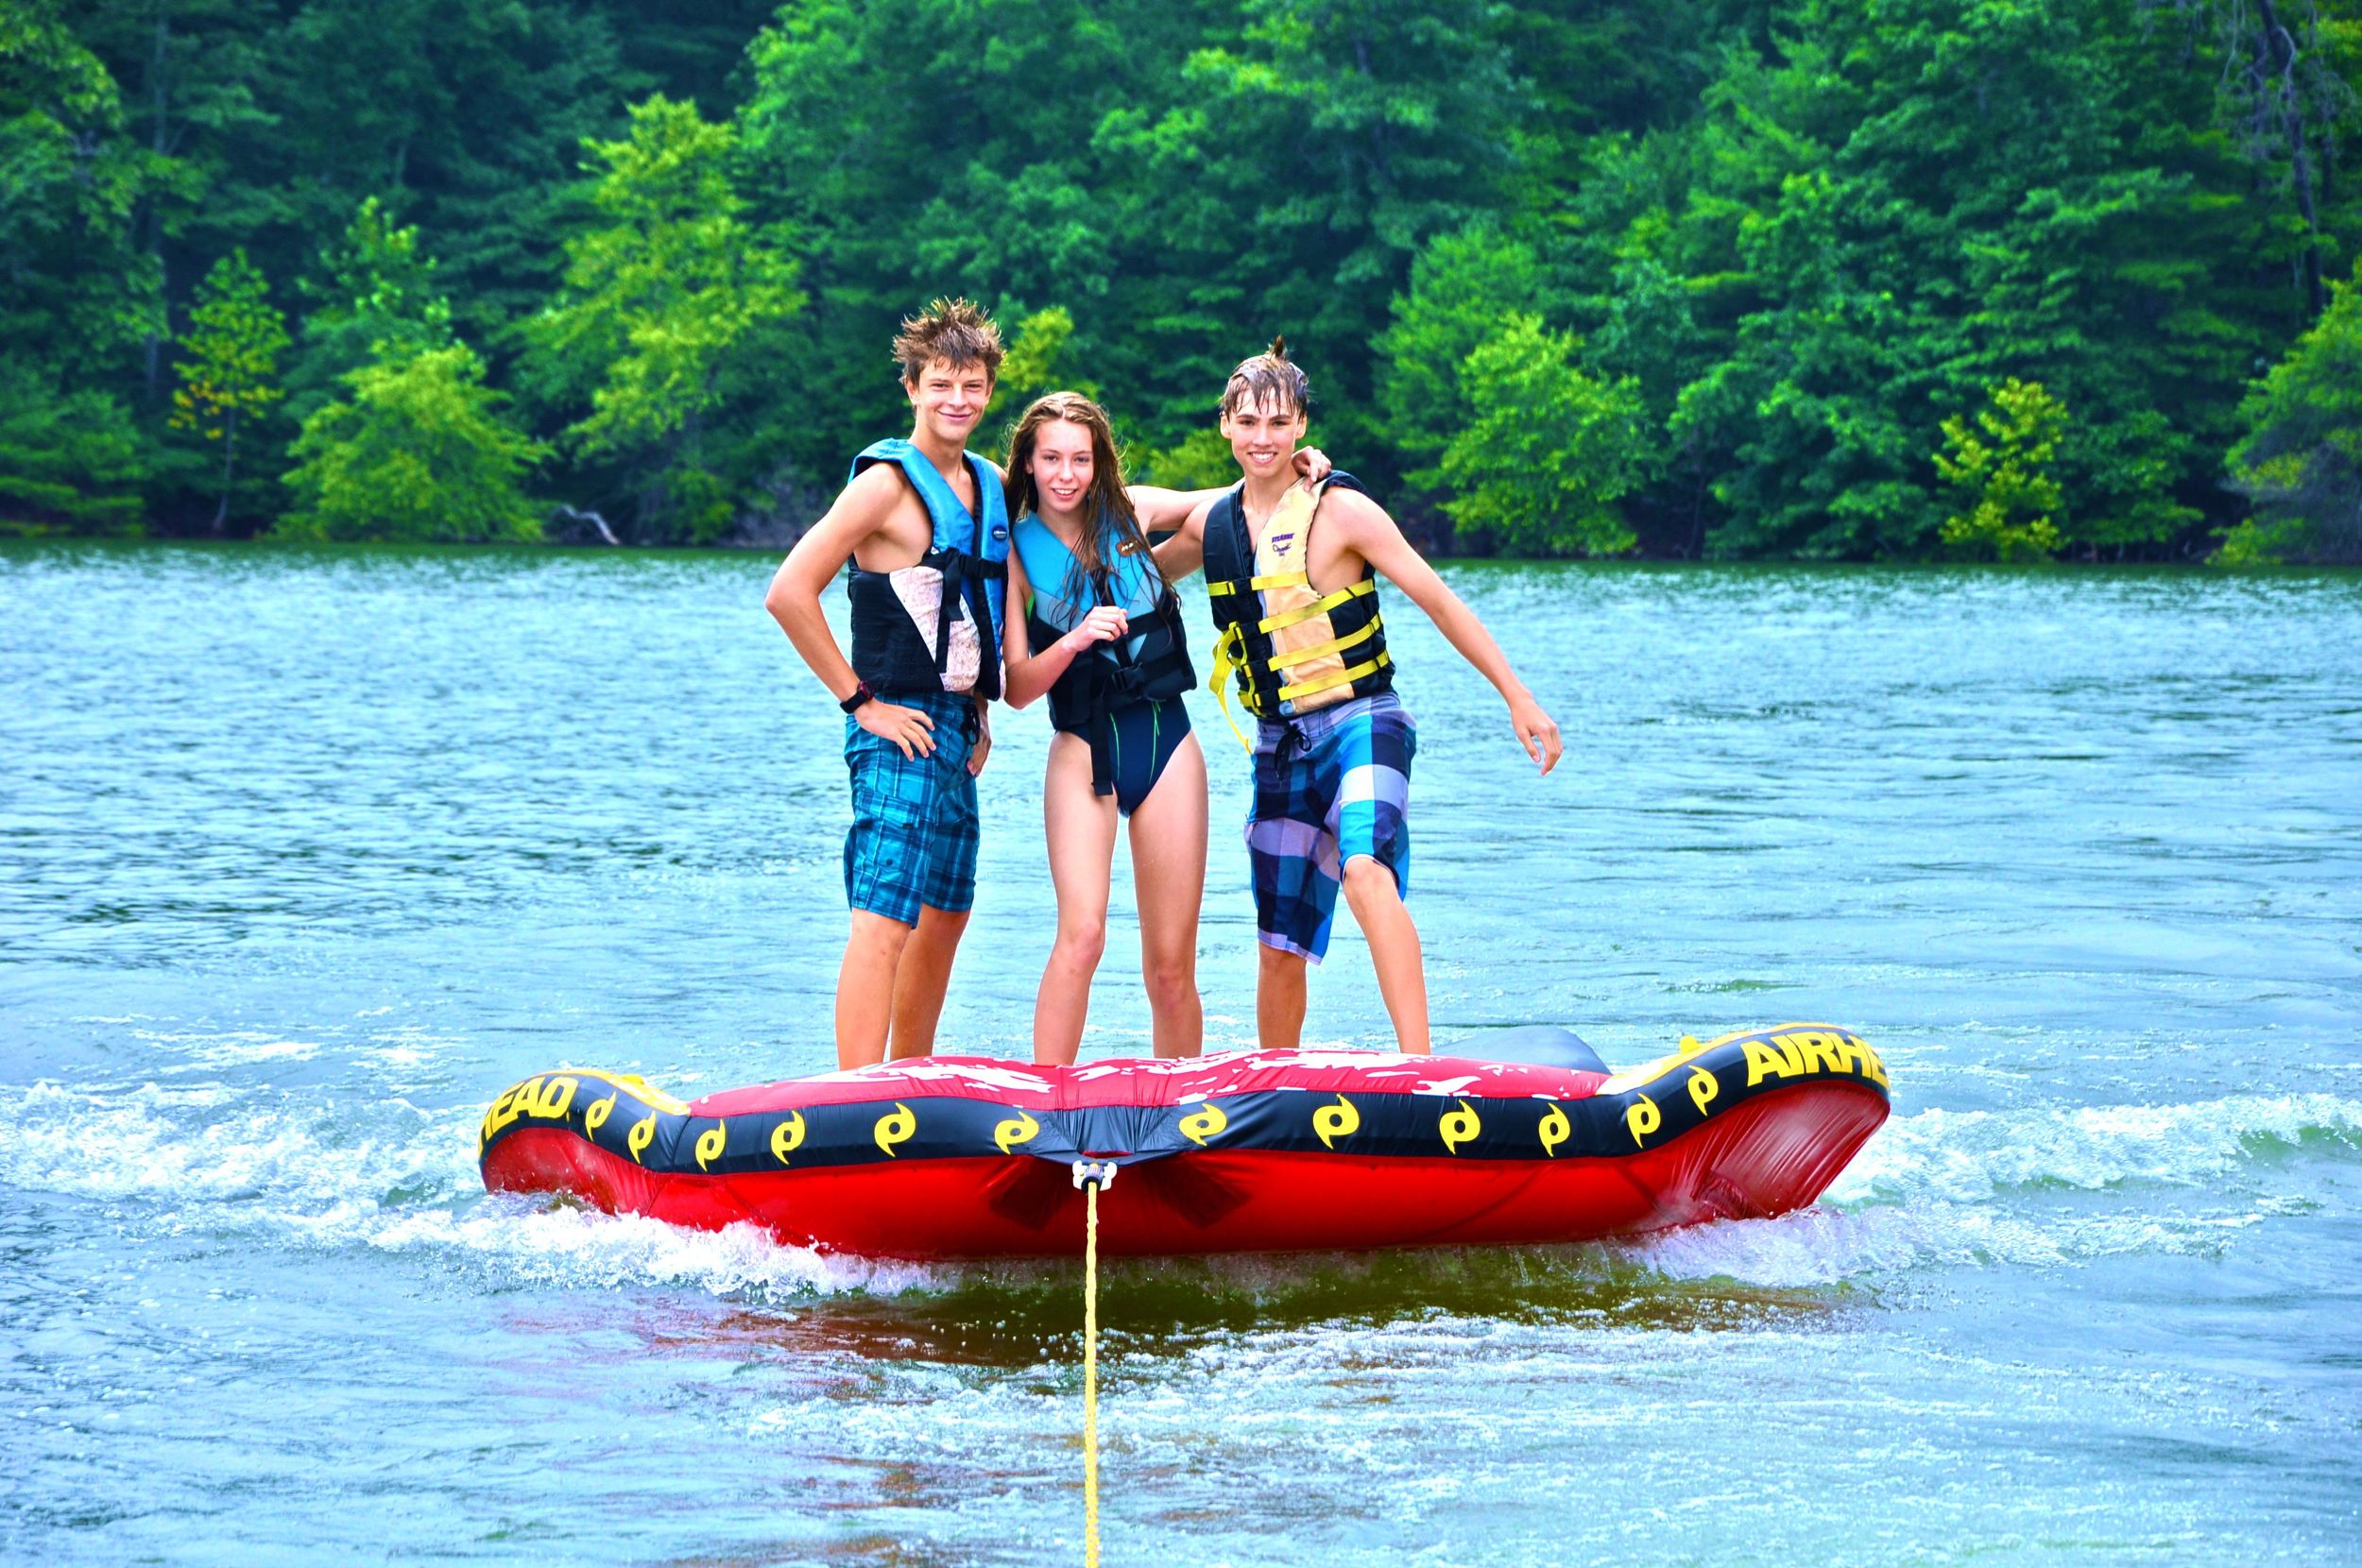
[1218,335,1309,418]
[894,298,1004,384]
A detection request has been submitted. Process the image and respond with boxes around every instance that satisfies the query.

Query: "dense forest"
[5,0,2360,559]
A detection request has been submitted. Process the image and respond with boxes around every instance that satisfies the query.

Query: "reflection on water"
[647,1249,1874,1372]
[3,546,2359,1564]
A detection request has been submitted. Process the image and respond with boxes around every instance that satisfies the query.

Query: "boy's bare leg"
[838,911,915,1069]
[889,904,969,1059]
[1036,736,1119,1065]
[1129,734,1208,1058]
[1342,856,1429,1054]
[1257,944,1309,1051]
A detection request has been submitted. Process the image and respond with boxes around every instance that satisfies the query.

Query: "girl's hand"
[1292,447,1333,487]
[1061,606,1128,654]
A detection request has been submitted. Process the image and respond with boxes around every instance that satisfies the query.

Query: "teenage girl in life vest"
[998,393,1328,1064]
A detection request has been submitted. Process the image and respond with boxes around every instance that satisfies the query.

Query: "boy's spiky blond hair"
[893,298,1004,384]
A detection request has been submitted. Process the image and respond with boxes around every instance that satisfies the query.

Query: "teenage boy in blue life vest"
[1157,339,1565,1056]
[765,299,1011,1070]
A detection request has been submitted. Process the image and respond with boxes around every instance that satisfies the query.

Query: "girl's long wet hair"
[1002,391,1169,604]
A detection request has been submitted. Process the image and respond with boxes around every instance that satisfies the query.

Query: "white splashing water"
[4,1075,2354,1296]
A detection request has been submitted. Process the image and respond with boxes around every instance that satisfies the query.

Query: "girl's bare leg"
[1034,734,1119,1065]
[1127,732,1208,1057]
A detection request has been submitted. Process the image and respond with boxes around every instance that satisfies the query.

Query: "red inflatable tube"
[478,1024,1891,1260]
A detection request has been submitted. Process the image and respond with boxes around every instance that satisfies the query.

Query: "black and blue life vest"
[1012,512,1196,796]
[845,439,1010,700]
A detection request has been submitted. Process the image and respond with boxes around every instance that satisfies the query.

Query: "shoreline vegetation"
[5,1,2360,564]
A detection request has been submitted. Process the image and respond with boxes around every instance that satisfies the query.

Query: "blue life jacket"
[1013,511,1195,796]
[845,439,1009,699]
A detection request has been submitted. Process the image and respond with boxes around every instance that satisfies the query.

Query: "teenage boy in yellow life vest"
[1156,339,1564,1055]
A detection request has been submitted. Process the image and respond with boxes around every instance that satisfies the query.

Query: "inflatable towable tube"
[477,1023,1891,1260]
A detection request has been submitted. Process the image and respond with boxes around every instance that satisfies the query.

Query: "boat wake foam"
[4,1076,2353,1297]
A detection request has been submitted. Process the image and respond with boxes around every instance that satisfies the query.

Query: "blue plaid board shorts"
[1245,692,1416,963]
[844,690,981,927]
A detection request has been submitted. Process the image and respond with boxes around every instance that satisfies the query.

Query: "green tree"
[279,345,546,543]
[1936,379,2070,561]
[0,3,161,532]
[0,373,148,537]
[170,248,288,532]
[1376,222,1554,489]
[738,0,1227,480]
[989,307,1100,419]
[1440,315,1648,556]
[532,94,803,541]
[742,0,1524,484]
[62,0,271,405]
[1653,0,2288,557]
[1128,0,1526,464]
[286,196,454,423]
[1130,428,1239,492]
[2221,259,2362,562]
[2160,0,2361,319]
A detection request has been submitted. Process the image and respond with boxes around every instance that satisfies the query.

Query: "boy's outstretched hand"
[1509,693,1564,775]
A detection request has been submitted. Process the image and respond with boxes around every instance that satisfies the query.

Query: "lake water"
[3,543,2357,1565]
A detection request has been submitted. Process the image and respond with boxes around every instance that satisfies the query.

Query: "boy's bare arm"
[765,465,901,699]
[1129,486,1217,535]
[1327,489,1565,774]
[1152,499,1212,581]
[1130,449,1326,537]
[763,467,942,759]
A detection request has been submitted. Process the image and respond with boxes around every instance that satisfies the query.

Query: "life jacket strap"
[1278,650,1392,705]
[1267,615,1381,673]
[1258,578,1376,635]
[1204,569,1316,597]
[1207,622,1258,752]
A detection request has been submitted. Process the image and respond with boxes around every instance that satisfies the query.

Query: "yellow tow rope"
[1072,1160,1117,1567]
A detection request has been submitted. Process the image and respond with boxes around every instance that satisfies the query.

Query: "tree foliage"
[1440,315,1649,556]
[7,0,2361,554]
[169,248,287,530]
[2222,258,2362,562]
[286,196,454,424]
[530,95,803,542]
[0,372,146,537]
[1937,379,2071,561]
[280,345,545,544]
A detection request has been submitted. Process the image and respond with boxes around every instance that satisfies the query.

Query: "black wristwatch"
[838,680,876,714]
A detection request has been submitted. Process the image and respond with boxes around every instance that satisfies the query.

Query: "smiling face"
[1220,392,1308,485]
[1026,418,1096,522]
[904,356,993,448]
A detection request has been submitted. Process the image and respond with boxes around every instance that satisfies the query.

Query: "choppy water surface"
[3,543,2357,1565]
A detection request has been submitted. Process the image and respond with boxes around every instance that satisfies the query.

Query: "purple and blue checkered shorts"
[1244,692,1415,963]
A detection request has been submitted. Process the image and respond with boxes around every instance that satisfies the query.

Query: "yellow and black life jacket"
[1203,473,1393,745]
